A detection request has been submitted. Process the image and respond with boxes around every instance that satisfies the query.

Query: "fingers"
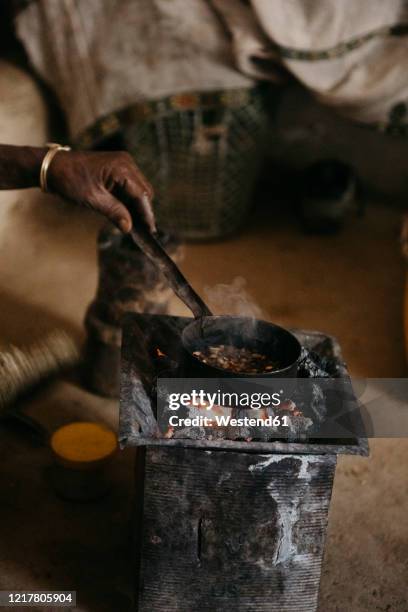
[140,191,157,234]
[94,190,133,233]
[124,155,154,201]
[119,174,156,233]
[88,151,157,233]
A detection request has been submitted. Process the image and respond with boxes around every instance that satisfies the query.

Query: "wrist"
[39,144,72,192]
[18,146,48,188]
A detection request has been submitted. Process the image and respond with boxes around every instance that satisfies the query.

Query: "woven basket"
[122,88,270,240]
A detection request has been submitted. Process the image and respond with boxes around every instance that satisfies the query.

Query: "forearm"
[0,145,47,189]
[0,144,155,232]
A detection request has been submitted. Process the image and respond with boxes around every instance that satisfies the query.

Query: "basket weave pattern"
[122,89,270,239]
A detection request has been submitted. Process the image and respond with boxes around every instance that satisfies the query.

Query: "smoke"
[204,276,265,319]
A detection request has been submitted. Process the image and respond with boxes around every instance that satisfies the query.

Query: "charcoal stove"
[119,313,368,612]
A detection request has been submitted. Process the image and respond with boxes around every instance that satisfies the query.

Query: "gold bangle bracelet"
[40,142,71,193]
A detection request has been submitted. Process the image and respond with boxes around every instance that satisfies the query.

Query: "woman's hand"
[47,150,156,233]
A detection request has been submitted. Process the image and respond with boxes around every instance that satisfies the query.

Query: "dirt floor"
[0,61,407,611]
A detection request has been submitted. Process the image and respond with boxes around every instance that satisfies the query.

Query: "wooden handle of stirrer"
[129,222,212,319]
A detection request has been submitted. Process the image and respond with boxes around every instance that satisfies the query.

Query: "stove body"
[136,446,335,612]
[120,313,367,612]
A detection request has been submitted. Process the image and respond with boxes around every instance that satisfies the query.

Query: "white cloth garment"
[210,0,408,124]
[15,0,252,139]
[15,0,408,138]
